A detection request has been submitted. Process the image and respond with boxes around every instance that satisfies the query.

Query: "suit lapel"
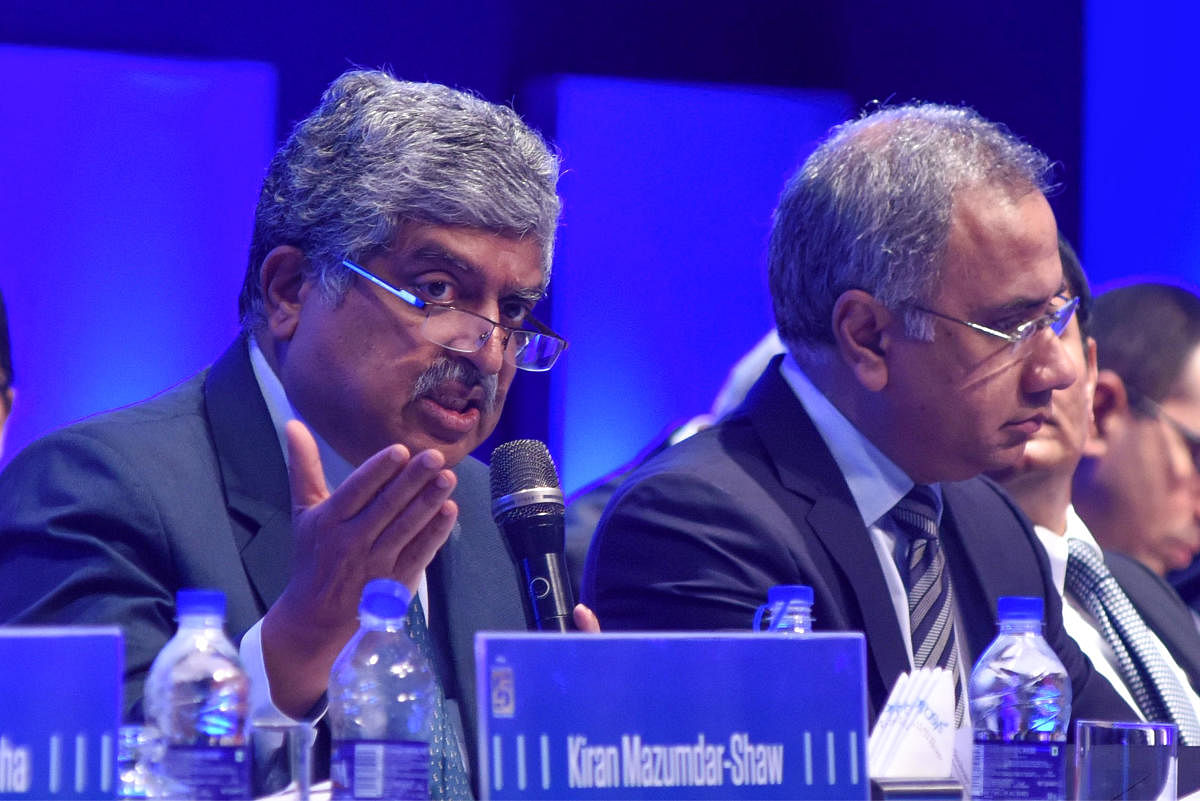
[940,479,1054,663]
[204,336,293,612]
[746,361,911,707]
[1108,553,1200,692]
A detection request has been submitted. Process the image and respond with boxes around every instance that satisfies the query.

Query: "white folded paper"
[867,667,956,779]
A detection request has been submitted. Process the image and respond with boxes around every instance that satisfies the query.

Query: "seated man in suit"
[0,69,587,796]
[1071,284,1200,601]
[564,328,784,588]
[584,103,1136,733]
[987,238,1200,739]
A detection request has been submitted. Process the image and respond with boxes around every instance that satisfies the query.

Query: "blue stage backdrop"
[0,45,275,470]
[528,76,850,494]
[1082,3,1200,292]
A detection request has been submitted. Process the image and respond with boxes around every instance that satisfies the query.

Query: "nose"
[459,322,507,376]
[1022,326,1076,395]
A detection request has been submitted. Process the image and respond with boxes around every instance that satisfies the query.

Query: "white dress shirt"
[1033,505,1200,721]
[239,336,429,722]
[778,354,971,726]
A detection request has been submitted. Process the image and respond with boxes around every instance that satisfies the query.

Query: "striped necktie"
[406,594,473,799]
[892,484,964,726]
[1065,538,1200,744]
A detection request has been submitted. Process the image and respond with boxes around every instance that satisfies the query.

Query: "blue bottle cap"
[361,578,413,620]
[175,588,226,618]
[766,584,814,606]
[996,595,1043,622]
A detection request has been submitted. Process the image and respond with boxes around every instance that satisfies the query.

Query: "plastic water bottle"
[753,584,814,633]
[144,589,251,800]
[969,596,1070,800]
[328,579,436,800]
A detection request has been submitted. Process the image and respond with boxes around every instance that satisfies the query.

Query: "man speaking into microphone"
[0,68,594,798]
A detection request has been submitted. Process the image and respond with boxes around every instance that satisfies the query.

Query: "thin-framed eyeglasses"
[910,294,1080,347]
[1130,391,1200,473]
[341,259,568,372]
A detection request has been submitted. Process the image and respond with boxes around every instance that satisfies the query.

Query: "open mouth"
[429,389,472,413]
[413,380,489,437]
[423,381,487,414]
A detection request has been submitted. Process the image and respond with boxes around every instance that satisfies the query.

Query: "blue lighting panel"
[0,46,276,468]
[1083,3,1200,290]
[536,76,849,494]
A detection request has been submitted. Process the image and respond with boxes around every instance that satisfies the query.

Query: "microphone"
[490,439,575,632]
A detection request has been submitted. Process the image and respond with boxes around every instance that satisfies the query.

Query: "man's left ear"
[260,245,311,342]
[831,289,891,392]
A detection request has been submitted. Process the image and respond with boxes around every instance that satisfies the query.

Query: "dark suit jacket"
[0,336,525,782]
[1107,550,1200,693]
[583,358,1135,728]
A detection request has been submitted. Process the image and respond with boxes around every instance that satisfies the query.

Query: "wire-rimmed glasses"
[341,259,568,371]
[911,294,1081,348]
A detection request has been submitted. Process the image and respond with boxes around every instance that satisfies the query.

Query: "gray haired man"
[585,104,1136,735]
[0,69,584,796]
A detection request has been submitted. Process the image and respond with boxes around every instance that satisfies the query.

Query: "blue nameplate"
[476,632,868,800]
[0,626,123,800]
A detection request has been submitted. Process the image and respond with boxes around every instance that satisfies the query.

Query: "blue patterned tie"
[1065,538,1200,744]
[406,594,473,800]
[892,485,964,726]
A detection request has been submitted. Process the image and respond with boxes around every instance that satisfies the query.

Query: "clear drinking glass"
[1074,720,1177,801]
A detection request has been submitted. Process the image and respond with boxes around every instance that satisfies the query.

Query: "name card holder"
[0,626,122,800]
[476,631,868,800]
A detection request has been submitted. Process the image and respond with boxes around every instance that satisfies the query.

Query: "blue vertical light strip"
[1082,2,1200,290]
[0,46,276,468]
[540,76,849,494]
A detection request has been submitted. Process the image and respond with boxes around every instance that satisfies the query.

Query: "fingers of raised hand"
[368,460,458,561]
[321,442,413,522]
[286,420,331,512]
[391,499,458,590]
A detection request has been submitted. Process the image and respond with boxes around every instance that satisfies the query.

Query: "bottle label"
[331,739,430,800]
[162,744,250,800]
[971,740,1066,800]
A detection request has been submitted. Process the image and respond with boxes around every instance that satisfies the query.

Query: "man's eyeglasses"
[910,295,1080,348]
[341,259,568,372]
[1130,391,1200,472]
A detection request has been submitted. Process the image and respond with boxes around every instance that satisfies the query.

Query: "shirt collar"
[247,335,355,490]
[1033,504,1101,596]
[777,353,940,528]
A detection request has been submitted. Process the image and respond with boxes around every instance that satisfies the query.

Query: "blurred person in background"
[988,240,1200,735]
[1073,283,1200,591]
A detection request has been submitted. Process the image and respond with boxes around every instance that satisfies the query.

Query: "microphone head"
[489,439,564,527]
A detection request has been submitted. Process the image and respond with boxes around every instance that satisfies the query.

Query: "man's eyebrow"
[408,244,479,275]
[408,243,547,302]
[510,286,547,304]
[989,282,1069,316]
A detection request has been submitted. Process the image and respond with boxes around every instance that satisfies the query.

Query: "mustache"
[411,356,498,414]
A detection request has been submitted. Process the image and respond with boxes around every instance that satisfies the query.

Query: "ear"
[1084,367,1128,459]
[260,245,310,342]
[831,289,892,392]
[1082,336,1099,433]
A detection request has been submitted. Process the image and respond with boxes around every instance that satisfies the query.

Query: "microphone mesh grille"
[490,439,561,498]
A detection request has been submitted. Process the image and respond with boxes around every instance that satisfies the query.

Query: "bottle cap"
[361,578,413,620]
[766,584,814,606]
[996,595,1043,623]
[175,588,226,618]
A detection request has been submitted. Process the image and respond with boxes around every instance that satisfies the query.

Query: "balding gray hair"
[768,103,1053,358]
[239,69,561,331]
